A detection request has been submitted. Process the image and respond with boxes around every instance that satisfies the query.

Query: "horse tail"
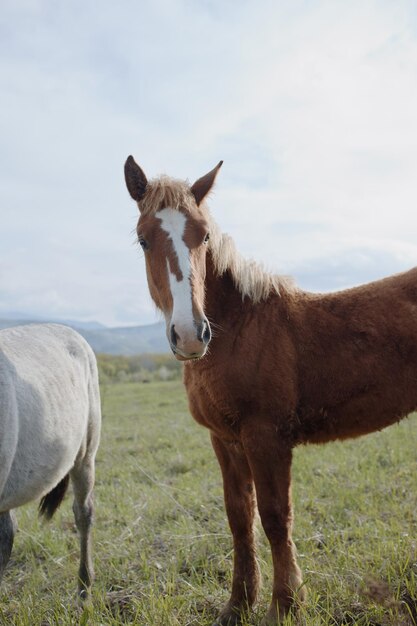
[38,474,70,521]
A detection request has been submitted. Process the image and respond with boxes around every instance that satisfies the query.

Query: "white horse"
[0,323,101,598]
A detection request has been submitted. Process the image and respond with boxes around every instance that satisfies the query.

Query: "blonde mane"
[140,176,294,303]
[207,217,294,302]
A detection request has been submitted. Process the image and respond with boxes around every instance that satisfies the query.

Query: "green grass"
[0,379,416,625]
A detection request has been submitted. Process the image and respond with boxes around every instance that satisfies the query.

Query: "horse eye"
[203,232,210,244]
[138,237,148,250]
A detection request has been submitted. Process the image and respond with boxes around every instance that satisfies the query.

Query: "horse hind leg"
[70,455,96,600]
[70,357,101,601]
[0,511,15,582]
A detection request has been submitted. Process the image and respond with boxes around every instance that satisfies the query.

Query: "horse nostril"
[170,324,179,348]
[199,320,211,345]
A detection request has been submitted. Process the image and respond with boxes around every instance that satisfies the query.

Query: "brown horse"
[124,156,416,625]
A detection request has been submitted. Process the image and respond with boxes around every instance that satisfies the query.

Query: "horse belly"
[0,431,83,511]
[0,394,88,512]
[298,382,417,444]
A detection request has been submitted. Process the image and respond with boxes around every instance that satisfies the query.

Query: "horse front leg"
[242,425,305,625]
[211,434,260,626]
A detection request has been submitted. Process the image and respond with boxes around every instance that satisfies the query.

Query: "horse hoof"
[260,600,301,625]
[78,588,91,604]
[260,613,285,626]
[212,611,242,626]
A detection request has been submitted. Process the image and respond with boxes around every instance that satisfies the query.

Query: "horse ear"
[124,156,148,204]
[191,161,223,206]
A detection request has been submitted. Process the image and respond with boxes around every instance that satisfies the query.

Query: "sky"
[1,0,417,327]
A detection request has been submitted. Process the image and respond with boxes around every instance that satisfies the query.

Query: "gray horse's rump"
[0,323,101,596]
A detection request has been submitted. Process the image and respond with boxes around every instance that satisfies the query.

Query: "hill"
[0,316,167,355]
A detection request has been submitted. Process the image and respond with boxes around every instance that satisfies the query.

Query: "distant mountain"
[0,311,105,330]
[79,323,168,355]
[0,317,168,355]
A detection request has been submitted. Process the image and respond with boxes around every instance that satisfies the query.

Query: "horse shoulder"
[183,295,301,441]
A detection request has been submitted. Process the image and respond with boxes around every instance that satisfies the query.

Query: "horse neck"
[204,251,248,327]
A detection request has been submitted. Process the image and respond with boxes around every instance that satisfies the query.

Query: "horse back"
[290,268,417,441]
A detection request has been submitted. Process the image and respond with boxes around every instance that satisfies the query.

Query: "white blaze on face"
[156,208,194,333]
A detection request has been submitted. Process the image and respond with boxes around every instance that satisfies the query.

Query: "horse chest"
[183,365,260,441]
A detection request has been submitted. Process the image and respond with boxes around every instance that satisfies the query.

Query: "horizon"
[0,310,165,330]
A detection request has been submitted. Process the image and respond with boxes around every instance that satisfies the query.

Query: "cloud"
[1,0,417,325]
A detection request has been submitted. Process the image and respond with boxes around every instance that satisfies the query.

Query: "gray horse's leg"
[70,457,95,600]
[0,511,15,581]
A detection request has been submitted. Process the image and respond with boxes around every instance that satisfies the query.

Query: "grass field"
[0,379,416,625]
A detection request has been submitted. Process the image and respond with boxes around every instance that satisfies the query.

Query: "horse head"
[124,156,222,360]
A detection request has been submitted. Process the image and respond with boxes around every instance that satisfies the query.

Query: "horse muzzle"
[168,318,211,361]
